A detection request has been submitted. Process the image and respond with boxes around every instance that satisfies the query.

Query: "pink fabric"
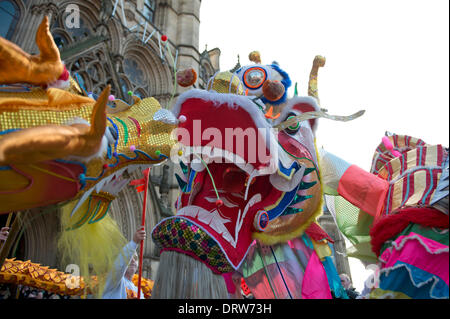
[222,272,236,294]
[301,251,332,299]
[380,232,449,285]
[338,164,389,217]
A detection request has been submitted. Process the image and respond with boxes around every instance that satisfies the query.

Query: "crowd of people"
[0,284,76,299]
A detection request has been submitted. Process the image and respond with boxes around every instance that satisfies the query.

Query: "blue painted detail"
[185,169,198,193]
[73,72,89,95]
[278,160,299,179]
[0,84,31,92]
[107,143,112,159]
[267,183,300,220]
[0,128,21,136]
[116,149,167,162]
[421,168,435,205]
[106,117,119,152]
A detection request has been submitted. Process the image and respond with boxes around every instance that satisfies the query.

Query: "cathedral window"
[143,0,155,22]
[0,0,19,40]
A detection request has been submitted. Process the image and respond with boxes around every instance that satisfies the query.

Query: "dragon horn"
[88,85,110,139]
[71,85,111,158]
[0,16,63,85]
[308,55,326,105]
[34,16,61,62]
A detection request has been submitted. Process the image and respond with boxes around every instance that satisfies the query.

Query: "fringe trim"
[151,250,229,299]
[379,263,449,299]
[379,233,449,264]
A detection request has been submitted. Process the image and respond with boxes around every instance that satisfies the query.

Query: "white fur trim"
[47,79,71,89]
[64,117,108,163]
[172,89,279,174]
[378,263,448,299]
[379,233,449,264]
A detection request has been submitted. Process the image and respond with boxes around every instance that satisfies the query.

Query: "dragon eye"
[284,113,301,135]
[243,67,267,89]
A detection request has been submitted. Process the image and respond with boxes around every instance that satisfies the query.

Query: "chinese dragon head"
[151,52,364,298]
[0,17,176,221]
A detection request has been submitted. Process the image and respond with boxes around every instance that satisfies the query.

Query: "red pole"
[137,168,150,299]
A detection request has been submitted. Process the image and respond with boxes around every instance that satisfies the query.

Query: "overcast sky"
[199,0,449,292]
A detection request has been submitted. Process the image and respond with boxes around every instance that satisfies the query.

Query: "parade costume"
[2,16,441,300]
[151,53,364,298]
[323,134,449,299]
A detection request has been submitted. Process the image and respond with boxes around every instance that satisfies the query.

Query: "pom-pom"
[249,51,261,64]
[215,199,223,207]
[108,95,115,101]
[127,91,133,96]
[382,136,393,150]
[113,152,118,157]
[262,80,285,102]
[103,164,109,169]
[382,136,402,157]
[178,150,183,156]
[178,115,187,123]
[176,68,197,87]
[129,145,136,152]
[58,65,70,81]
[155,150,161,156]
[161,35,168,42]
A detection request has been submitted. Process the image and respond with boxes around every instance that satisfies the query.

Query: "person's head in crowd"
[339,274,352,289]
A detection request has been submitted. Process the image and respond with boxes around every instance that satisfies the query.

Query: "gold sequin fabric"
[0,88,94,130]
[207,71,244,95]
[0,258,96,295]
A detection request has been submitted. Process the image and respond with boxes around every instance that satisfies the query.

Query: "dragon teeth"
[70,187,94,217]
